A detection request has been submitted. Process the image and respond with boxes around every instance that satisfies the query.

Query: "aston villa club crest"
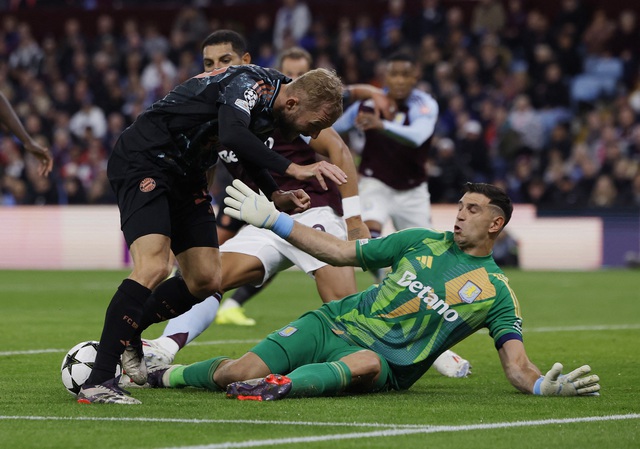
[458,280,482,303]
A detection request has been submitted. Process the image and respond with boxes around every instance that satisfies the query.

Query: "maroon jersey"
[220,130,343,217]
[358,99,432,190]
[270,130,343,217]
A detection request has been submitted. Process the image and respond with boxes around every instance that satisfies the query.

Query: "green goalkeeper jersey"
[311,227,523,390]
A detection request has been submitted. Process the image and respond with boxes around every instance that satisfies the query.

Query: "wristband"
[342,196,362,219]
[271,213,294,239]
[533,376,544,395]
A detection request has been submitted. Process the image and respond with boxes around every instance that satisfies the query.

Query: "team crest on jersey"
[458,281,482,303]
[139,177,156,193]
[278,326,298,337]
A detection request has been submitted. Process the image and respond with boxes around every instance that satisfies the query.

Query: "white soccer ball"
[60,340,122,396]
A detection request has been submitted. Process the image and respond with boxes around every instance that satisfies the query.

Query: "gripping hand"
[534,363,600,396]
[224,179,294,238]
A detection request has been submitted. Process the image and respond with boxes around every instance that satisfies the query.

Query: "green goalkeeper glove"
[534,363,600,396]
[224,179,295,238]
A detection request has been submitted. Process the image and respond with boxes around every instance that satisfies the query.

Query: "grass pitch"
[0,269,638,449]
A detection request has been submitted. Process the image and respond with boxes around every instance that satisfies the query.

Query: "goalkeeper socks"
[87,279,151,385]
[287,361,352,397]
[178,356,230,391]
[138,276,210,331]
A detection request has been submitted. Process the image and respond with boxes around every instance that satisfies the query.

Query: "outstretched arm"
[498,339,600,396]
[224,179,359,266]
[0,92,52,177]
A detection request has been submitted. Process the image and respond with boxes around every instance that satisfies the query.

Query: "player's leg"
[80,156,175,403]
[313,265,357,303]
[214,252,271,326]
[84,233,171,388]
[359,177,391,282]
[144,251,266,366]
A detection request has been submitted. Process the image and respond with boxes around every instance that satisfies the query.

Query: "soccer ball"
[60,340,122,396]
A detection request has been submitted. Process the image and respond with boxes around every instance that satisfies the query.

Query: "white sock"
[218,298,240,311]
[151,336,180,359]
[161,295,220,345]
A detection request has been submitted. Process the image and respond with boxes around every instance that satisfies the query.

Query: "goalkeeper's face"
[454,192,503,254]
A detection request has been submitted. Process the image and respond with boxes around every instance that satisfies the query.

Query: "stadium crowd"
[0,0,639,210]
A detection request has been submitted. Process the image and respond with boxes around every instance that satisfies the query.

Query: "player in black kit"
[77,63,347,404]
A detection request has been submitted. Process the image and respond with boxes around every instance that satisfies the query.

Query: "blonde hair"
[287,68,343,123]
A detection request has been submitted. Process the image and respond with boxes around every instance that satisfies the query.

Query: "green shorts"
[250,312,391,391]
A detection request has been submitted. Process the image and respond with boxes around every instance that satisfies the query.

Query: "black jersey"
[115,65,292,176]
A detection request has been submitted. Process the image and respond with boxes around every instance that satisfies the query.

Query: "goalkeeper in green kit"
[149,181,600,400]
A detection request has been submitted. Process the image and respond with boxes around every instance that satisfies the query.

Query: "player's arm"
[344,84,394,119]
[224,179,359,266]
[498,339,600,396]
[0,92,52,176]
[309,128,370,240]
[357,95,438,148]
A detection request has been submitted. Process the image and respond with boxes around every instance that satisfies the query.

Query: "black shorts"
[211,163,244,233]
[108,147,219,255]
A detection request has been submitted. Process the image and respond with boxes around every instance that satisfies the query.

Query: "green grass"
[0,269,639,449]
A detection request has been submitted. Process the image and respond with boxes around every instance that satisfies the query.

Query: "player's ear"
[489,215,505,234]
[285,96,299,111]
[241,52,251,64]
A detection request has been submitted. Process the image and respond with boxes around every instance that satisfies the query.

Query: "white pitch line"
[155,414,640,449]
[2,323,639,357]
[0,415,420,428]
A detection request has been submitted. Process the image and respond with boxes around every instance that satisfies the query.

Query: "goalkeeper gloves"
[534,363,600,396]
[224,179,295,238]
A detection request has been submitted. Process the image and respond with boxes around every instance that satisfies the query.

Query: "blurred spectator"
[582,9,616,57]
[0,2,639,210]
[553,0,589,36]
[428,137,470,203]
[69,91,107,141]
[247,13,273,57]
[471,0,506,37]
[171,6,209,49]
[501,0,527,56]
[404,0,445,45]
[507,94,545,152]
[140,50,177,100]
[457,120,493,182]
[273,0,311,52]
[492,230,519,267]
[8,22,42,77]
[588,174,620,208]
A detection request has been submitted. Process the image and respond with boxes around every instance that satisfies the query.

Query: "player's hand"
[287,161,347,190]
[224,179,281,229]
[355,111,383,132]
[272,188,310,213]
[345,216,370,241]
[536,363,600,396]
[24,139,53,177]
[370,90,395,120]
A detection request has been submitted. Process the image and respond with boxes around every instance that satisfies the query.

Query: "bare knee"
[342,350,382,388]
[131,262,172,289]
[213,354,270,387]
[183,270,222,299]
